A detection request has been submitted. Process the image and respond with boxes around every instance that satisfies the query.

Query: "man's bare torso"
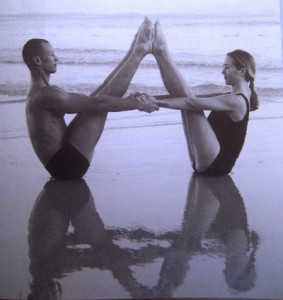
[26,87,68,165]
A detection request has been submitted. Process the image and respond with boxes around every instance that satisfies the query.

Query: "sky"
[0,0,280,15]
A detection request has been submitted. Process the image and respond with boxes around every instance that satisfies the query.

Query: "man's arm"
[41,86,158,113]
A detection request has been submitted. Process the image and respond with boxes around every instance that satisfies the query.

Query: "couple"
[23,18,259,180]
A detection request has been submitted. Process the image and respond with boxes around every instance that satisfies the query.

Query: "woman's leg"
[182,174,220,242]
[67,18,154,162]
[152,21,220,172]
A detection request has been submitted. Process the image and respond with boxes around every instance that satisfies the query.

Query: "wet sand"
[0,98,283,299]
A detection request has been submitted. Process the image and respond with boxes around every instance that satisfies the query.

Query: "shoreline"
[1,95,283,181]
[1,97,283,146]
[1,83,283,104]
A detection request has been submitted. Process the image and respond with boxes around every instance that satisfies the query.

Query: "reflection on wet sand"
[27,175,259,299]
[153,174,260,297]
[27,179,161,299]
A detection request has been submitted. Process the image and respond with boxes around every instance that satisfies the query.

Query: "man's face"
[39,42,58,74]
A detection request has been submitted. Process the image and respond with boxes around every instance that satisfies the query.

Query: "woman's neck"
[231,80,249,95]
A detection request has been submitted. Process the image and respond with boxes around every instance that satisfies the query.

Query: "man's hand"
[130,92,159,113]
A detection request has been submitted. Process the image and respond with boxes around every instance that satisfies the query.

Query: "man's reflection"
[27,175,259,299]
[28,179,107,299]
[27,179,159,300]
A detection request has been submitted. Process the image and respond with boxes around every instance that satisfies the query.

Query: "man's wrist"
[137,98,144,111]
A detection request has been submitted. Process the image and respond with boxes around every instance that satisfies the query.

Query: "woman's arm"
[156,93,244,112]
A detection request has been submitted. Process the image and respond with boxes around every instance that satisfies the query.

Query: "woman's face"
[222,55,243,86]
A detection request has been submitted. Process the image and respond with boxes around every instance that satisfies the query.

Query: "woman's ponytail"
[227,49,259,111]
[249,78,259,111]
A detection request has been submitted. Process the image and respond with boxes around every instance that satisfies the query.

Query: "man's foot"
[152,20,168,56]
[133,17,154,56]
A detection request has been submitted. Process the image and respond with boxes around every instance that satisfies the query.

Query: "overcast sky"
[0,0,280,15]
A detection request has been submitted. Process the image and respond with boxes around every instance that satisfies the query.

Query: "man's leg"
[67,18,154,162]
[152,21,220,172]
[91,25,140,96]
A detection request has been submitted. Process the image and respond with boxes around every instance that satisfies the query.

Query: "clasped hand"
[129,92,159,113]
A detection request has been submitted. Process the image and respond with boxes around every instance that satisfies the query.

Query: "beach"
[1,95,283,299]
[0,7,283,300]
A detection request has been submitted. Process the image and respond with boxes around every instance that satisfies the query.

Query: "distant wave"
[0,98,26,104]
[1,43,282,70]
[125,83,283,101]
[173,17,280,27]
[1,84,282,105]
[0,12,279,20]
[1,56,281,71]
[0,12,144,18]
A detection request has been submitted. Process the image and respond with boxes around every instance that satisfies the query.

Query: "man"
[23,18,158,180]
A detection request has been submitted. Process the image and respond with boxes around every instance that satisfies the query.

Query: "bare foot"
[152,20,168,56]
[133,17,154,56]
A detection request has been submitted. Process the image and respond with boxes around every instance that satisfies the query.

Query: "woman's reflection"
[152,174,260,297]
[194,175,259,293]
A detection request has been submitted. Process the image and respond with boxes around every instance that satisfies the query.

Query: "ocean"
[0,12,282,102]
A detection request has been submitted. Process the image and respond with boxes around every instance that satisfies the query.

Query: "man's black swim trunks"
[45,143,90,180]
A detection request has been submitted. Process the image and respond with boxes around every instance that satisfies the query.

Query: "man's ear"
[33,56,42,66]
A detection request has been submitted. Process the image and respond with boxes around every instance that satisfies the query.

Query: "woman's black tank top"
[207,93,250,161]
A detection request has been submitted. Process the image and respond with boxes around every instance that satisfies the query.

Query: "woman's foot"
[152,20,168,56]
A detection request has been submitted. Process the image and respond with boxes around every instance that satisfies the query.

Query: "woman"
[152,21,259,176]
